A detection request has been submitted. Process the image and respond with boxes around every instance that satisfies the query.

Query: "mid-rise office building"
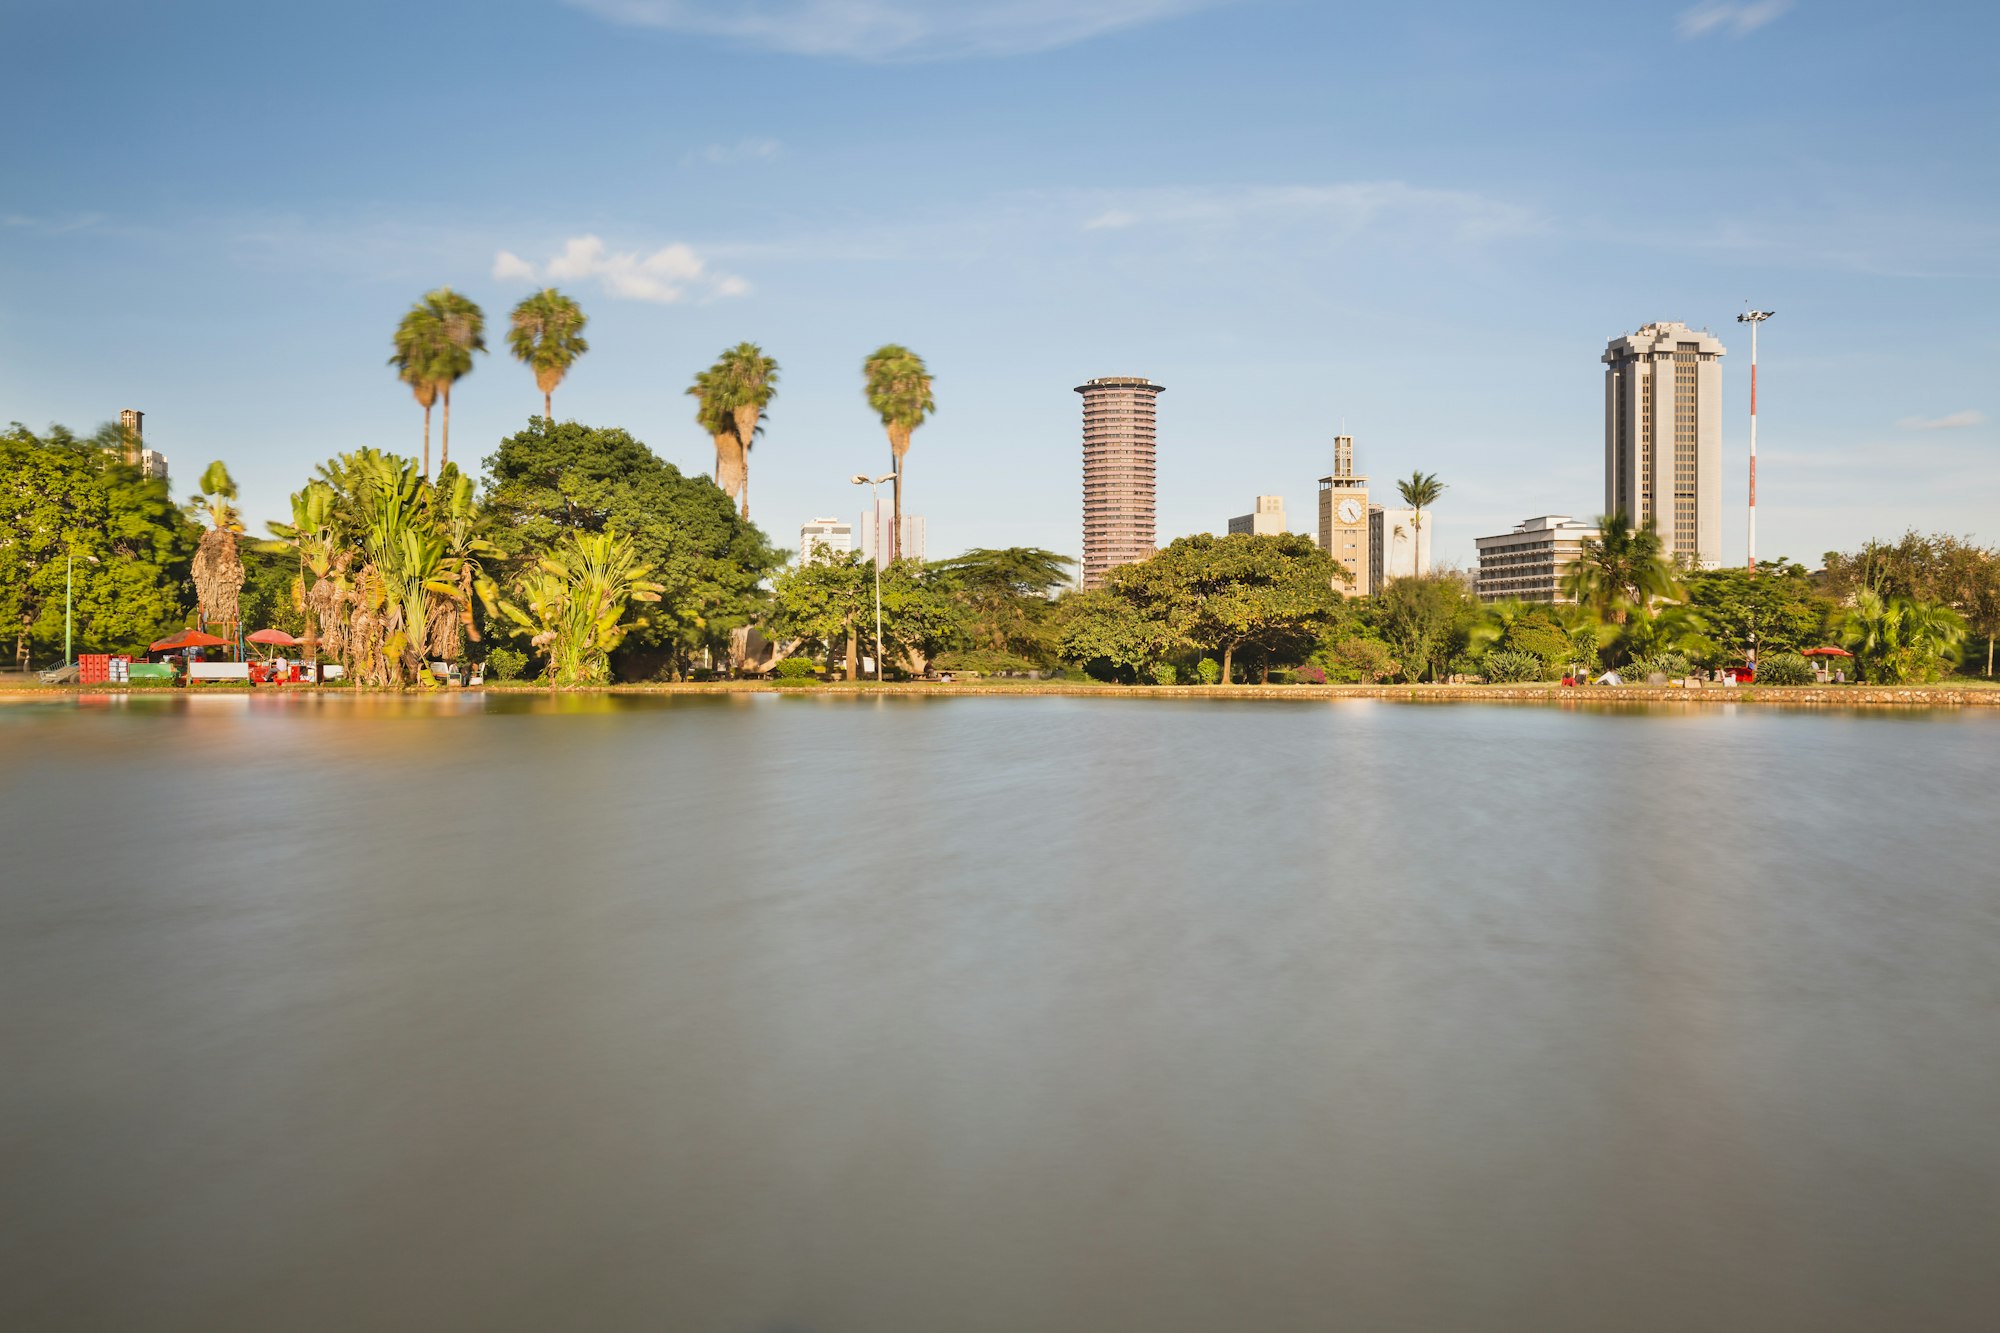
[1368,505,1431,589]
[799,517,852,564]
[1227,495,1286,537]
[1474,515,1598,603]
[1076,376,1162,588]
[1604,322,1725,568]
[1316,435,1372,594]
[858,497,924,570]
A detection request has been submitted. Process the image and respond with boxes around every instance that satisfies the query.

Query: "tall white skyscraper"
[858,496,924,570]
[1603,321,1726,568]
[799,517,852,564]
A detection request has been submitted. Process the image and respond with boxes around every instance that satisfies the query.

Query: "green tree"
[507,288,589,422]
[1395,471,1445,579]
[431,289,485,472]
[1561,514,1680,624]
[390,301,447,476]
[0,424,195,669]
[862,345,935,561]
[1823,532,2000,677]
[1375,574,1477,682]
[188,460,247,646]
[1683,562,1836,661]
[480,419,779,678]
[500,530,663,687]
[877,559,967,673]
[685,366,743,506]
[716,343,777,520]
[770,549,873,677]
[929,547,1074,663]
[1054,535,1345,683]
[1838,590,1967,684]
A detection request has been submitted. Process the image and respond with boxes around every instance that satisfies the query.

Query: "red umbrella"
[247,628,301,647]
[149,628,229,653]
[1801,646,1853,657]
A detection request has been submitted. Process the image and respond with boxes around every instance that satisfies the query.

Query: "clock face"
[1337,499,1362,523]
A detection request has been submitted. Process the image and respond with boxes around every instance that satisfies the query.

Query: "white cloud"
[1898,410,1987,431]
[1678,0,1794,39]
[491,250,537,281]
[492,235,750,303]
[567,0,1221,60]
[684,137,781,166]
[1083,209,1139,231]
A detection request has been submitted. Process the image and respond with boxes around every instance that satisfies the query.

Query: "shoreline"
[4,680,1997,707]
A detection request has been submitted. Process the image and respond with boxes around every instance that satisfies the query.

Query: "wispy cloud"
[492,235,749,303]
[567,0,1221,61]
[3,211,110,235]
[683,137,782,167]
[1678,0,1794,39]
[1071,182,1544,244]
[1898,409,1987,431]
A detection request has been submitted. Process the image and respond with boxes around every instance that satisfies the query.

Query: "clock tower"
[1317,435,1371,595]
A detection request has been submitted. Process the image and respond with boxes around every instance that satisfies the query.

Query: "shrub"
[1320,637,1399,683]
[1149,661,1178,686]
[1194,657,1221,685]
[773,657,819,680]
[1482,649,1547,683]
[1502,619,1570,667]
[484,647,527,681]
[1630,651,1693,679]
[1755,652,1816,686]
[1293,664,1327,685]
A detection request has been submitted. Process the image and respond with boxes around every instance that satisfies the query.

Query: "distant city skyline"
[4,2,1994,571]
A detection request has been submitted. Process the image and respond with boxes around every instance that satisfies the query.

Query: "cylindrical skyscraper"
[1075,376,1163,589]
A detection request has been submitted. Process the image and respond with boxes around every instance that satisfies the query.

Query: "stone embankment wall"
[8,682,1997,707]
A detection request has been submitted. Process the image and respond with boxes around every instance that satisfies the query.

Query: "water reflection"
[2,698,1997,1332]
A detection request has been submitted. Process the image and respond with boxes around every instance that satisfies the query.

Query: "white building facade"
[1368,506,1432,588]
[1474,515,1599,603]
[1604,321,1725,568]
[858,496,925,569]
[799,517,853,564]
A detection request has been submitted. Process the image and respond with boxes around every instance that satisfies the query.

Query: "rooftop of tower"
[1074,377,1164,393]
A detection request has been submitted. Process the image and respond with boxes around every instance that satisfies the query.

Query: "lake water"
[3,694,1997,1331]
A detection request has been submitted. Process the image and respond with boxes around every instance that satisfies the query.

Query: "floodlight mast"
[1737,309,1774,578]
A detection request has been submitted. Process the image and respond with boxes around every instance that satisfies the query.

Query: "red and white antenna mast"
[1737,308,1773,577]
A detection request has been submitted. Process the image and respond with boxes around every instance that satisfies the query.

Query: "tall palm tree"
[1395,471,1445,578]
[1560,513,1680,624]
[188,461,246,648]
[686,367,744,504]
[715,343,778,520]
[430,289,485,473]
[507,289,589,421]
[863,344,935,561]
[390,304,448,476]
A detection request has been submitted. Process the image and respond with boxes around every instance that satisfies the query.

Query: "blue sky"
[4,0,1995,570]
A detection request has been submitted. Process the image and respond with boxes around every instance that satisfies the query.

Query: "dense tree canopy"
[1,424,195,669]
[480,419,780,675]
[1057,533,1343,683]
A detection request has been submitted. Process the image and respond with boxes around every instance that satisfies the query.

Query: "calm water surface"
[2,694,1997,1332]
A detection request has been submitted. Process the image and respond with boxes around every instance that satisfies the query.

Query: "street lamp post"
[1736,309,1774,579]
[851,473,894,682]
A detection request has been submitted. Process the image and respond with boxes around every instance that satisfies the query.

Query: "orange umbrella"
[149,628,229,653]
[247,628,300,647]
